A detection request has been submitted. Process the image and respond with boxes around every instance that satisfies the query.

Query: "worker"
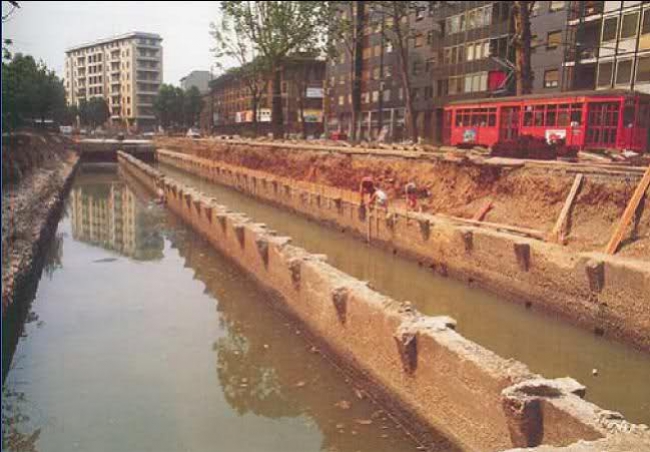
[370,186,388,209]
[405,182,418,211]
[359,176,376,205]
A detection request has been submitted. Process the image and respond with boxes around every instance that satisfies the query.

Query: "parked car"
[186,128,202,139]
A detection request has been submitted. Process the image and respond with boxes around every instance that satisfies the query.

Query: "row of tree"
[152,84,204,131]
[2,53,68,131]
[210,1,535,142]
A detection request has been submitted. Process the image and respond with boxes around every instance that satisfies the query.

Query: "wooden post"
[473,199,494,221]
[549,174,584,244]
[605,166,650,255]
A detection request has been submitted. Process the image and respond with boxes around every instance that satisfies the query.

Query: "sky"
[2,1,225,85]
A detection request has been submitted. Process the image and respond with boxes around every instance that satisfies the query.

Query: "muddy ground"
[2,132,78,314]
[155,137,649,261]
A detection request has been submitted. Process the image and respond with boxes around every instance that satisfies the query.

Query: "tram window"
[643,8,650,35]
[488,108,497,126]
[524,110,533,126]
[558,105,570,126]
[570,104,583,125]
[546,105,557,126]
[534,106,545,126]
[624,105,635,126]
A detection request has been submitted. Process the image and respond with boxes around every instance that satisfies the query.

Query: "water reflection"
[165,222,458,452]
[70,170,164,261]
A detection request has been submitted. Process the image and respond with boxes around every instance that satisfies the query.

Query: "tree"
[77,97,109,128]
[211,13,270,135]
[326,1,364,142]
[2,53,67,131]
[184,86,204,128]
[512,1,535,95]
[368,1,420,142]
[220,1,329,139]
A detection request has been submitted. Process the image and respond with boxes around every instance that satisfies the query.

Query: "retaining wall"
[156,149,650,352]
[119,151,650,452]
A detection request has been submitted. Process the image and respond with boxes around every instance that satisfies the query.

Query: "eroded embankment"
[119,151,650,452]
[154,137,650,261]
[156,149,650,353]
[2,133,79,380]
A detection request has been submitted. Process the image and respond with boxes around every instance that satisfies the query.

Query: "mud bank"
[154,137,650,261]
[120,151,650,452]
[156,149,650,353]
[2,138,78,381]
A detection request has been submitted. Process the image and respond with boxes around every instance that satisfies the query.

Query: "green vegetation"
[153,84,204,130]
[2,53,69,131]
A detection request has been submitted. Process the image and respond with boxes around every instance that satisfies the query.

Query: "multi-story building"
[563,1,650,93]
[180,70,212,94]
[64,32,163,131]
[326,1,577,143]
[201,57,326,136]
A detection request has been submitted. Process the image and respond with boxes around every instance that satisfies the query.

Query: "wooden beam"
[605,166,650,255]
[472,199,493,221]
[439,215,545,240]
[549,174,584,244]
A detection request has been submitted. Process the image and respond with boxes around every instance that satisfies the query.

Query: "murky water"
[159,162,650,426]
[2,165,454,452]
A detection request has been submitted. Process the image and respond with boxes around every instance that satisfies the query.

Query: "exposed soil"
[2,132,78,315]
[155,137,649,261]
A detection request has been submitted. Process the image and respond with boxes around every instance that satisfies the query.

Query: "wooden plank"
[605,166,650,255]
[439,215,545,240]
[472,200,493,221]
[549,174,584,244]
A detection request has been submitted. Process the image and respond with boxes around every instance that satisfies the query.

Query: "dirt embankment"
[2,132,78,315]
[155,137,649,260]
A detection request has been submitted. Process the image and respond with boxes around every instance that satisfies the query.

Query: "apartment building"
[201,57,326,136]
[326,1,575,142]
[180,70,212,95]
[64,32,163,131]
[563,1,650,93]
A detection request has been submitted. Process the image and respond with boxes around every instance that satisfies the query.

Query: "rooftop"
[65,32,163,53]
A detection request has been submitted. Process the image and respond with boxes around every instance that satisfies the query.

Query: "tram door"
[499,106,520,141]
[585,102,619,149]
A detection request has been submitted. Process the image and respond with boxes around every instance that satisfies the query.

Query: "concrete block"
[460,229,473,253]
[332,287,349,325]
[288,259,301,291]
[418,218,431,241]
[585,260,605,293]
[394,330,418,375]
[256,238,269,268]
[514,242,531,272]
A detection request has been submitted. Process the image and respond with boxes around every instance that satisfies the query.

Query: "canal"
[2,164,453,452]
[158,162,650,426]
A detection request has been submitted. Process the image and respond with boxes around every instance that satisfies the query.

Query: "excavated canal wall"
[119,151,650,452]
[156,149,650,352]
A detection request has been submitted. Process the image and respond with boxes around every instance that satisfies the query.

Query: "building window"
[398,87,403,100]
[372,90,379,103]
[616,59,633,85]
[414,33,424,48]
[550,1,566,11]
[544,69,559,88]
[621,12,640,39]
[643,8,650,34]
[383,89,391,102]
[547,30,562,49]
[412,88,420,101]
[412,61,422,76]
[637,56,650,82]
[597,61,614,87]
[374,45,382,57]
[373,67,380,80]
[415,6,425,21]
[602,16,618,42]
[338,95,344,106]
[385,65,392,78]
[427,30,435,45]
[424,85,433,99]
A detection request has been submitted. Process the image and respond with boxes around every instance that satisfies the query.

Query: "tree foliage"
[153,84,204,130]
[2,53,67,131]
[77,97,110,128]
[219,1,329,138]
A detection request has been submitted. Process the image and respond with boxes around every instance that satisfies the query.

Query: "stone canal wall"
[119,151,650,452]
[156,149,650,353]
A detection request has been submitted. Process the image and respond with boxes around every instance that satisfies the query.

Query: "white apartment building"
[64,32,163,131]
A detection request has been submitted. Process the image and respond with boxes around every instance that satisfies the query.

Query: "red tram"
[443,90,650,153]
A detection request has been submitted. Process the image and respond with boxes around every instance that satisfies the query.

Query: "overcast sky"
[2,1,224,85]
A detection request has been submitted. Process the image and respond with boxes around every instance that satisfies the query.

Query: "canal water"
[158,162,650,426]
[2,165,453,452]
